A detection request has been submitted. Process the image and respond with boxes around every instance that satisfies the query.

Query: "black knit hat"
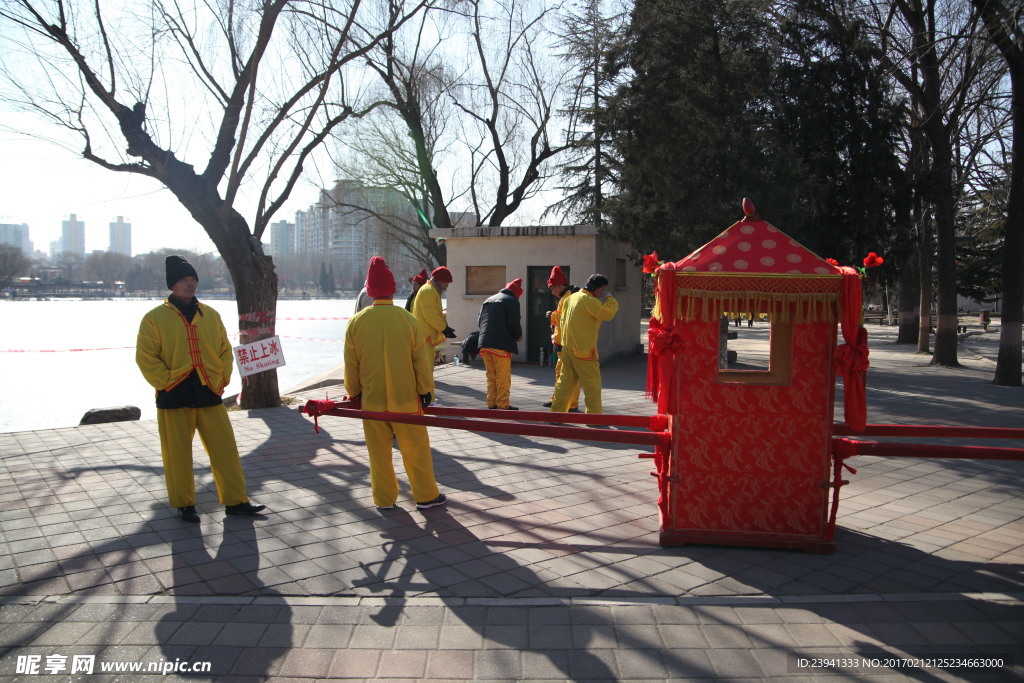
[165,255,199,289]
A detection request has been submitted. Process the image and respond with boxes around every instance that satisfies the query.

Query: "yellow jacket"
[549,287,575,346]
[560,290,618,360]
[412,280,447,346]
[136,300,233,396]
[344,300,435,413]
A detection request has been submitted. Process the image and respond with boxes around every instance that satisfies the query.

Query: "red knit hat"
[431,266,453,283]
[546,266,568,287]
[505,278,523,299]
[411,268,428,286]
[365,256,396,299]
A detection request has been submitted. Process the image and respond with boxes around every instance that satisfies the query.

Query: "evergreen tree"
[549,0,629,227]
[327,264,337,294]
[956,168,1010,304]
[602,0,788,259]
[599,0,905,265]
[319,262,330,295]
[769,0,905,261]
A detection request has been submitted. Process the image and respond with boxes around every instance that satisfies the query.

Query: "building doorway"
[526,265,569,363]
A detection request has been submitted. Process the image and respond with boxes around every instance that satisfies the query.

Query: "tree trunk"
[170,170,282,410]
[989,8,1024,386]
[897,252,920,343]
[230,251,282,410]
[993,102,1023,385]
[929,150,960,366]
[917,213,933,354]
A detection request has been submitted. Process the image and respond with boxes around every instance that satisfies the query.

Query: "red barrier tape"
[1,346,135,353]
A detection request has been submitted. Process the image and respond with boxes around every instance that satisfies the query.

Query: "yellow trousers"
[549,355,580,410]
[550,353,603,414]
[157,405,249,508]
[481,350,512,409]
[363,419,440,507]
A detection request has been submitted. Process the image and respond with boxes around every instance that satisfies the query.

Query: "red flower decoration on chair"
[826,258,839,266]
[642,252,662,274]
[863,252,884,268]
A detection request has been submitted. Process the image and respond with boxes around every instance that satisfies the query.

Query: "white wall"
[437,226,642,363]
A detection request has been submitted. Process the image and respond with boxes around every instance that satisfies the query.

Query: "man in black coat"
[477,278,523,409]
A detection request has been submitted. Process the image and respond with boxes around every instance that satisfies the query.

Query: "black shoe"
[225,501,267,516]
[178,506,200,524]
[416,494,447,510]
[568,408,581,413]
[543,401,553,407]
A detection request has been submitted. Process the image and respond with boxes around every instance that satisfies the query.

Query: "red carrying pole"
[301,404,671,448]
[835,423,1024,440]
[832,423,1024,462]
[844,440,1024,462]
[427,406,667,430]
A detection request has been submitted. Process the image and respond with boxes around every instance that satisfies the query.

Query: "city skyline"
[0,117,317,258]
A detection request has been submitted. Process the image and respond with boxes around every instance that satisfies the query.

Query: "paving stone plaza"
[0,326,1021,681]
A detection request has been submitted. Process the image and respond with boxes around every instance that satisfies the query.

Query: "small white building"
[434,224,643,364]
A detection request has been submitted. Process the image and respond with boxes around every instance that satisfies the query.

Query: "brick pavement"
[0,325,1021,680]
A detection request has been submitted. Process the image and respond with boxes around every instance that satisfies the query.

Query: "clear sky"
[1,126,208,256]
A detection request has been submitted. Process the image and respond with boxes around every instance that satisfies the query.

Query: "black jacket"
[477,288,522,355]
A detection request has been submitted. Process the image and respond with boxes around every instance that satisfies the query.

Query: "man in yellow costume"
[136,255,266,524]
[542,266,580,411]
[549,274,619,415]
[405,268,428,312]
[477,278,523,410]
[412,266,456,390]
[412,266,455,354]
[345,256,447,511]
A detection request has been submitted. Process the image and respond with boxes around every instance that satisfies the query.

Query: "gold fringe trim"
[671,272,843,293]
[677,290,840,323]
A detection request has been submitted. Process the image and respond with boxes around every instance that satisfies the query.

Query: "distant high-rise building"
[0,223,32,254]
[109,216,131,256]
[323,179,422,288]
[269,219,296,256]
[61,214,86,255]
[296,202,328,255]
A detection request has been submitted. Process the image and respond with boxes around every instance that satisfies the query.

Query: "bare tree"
[339,0,571,234]
[970,0,1023,386]
[82,250,132,286]
[0,0,431,408]
[332,107,452,266]
[0,245,32,289]
[52,251,83,281]
[863,0,1007,366]
[360,9,462,235]
[452,0,572,226]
